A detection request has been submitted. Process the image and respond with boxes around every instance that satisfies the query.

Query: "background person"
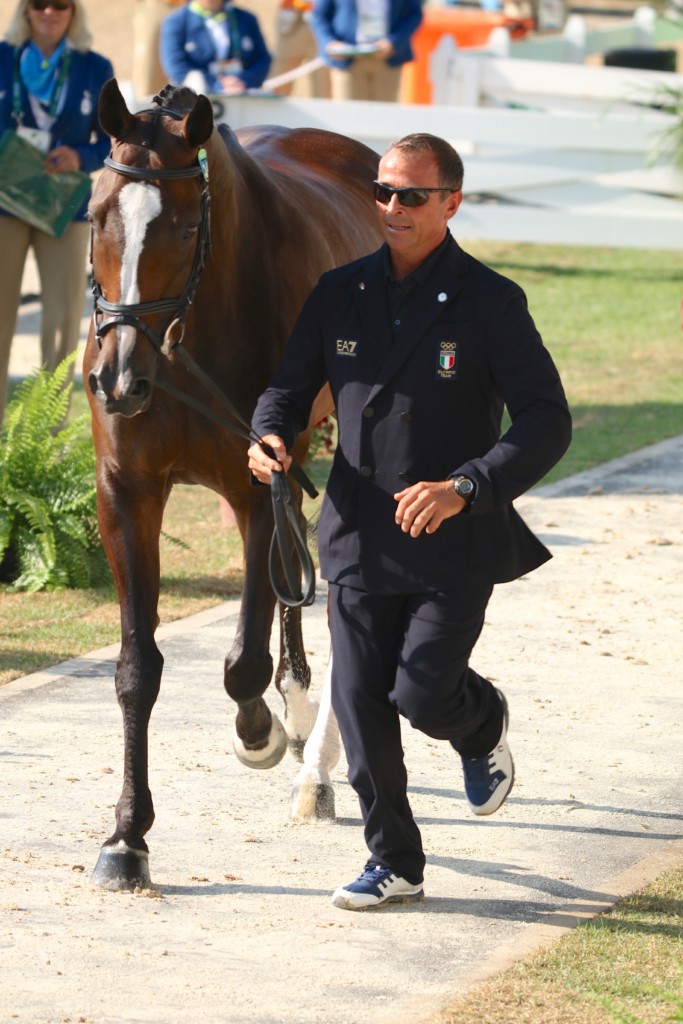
[160,0,271,95]
[270,0,330,97]
[248,133,572,910]
[310,0,422,101]
[132,0,184,101]
[0,0,113,424]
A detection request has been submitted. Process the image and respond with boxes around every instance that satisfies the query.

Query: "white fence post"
[563,15,587,63]
[634,5,656,45]
[486,26,511,57]
[430,35,484,108]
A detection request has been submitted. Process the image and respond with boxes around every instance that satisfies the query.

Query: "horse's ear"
[98,78,136,141]
[184,94,214,150]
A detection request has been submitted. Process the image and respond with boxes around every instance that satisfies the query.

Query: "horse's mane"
[151,84,200,116]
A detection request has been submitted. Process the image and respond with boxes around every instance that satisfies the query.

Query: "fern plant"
[0,355,109,592]
[650,84,683,174]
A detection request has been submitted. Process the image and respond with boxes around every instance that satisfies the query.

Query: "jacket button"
[363,406,375,418]
[360,465,373,478]
[400,411,412,422]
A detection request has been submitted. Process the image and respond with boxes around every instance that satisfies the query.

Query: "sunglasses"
[28,0,73,10]
[372,181,456,208]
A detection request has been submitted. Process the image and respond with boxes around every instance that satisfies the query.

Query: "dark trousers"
[328,580,502,884]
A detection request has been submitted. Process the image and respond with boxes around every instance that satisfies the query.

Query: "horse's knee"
[115,646,163,709]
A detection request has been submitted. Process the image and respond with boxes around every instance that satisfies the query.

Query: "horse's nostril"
[130,378,151,400]
[88,371,100,396]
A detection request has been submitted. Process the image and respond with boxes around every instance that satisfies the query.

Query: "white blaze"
[116,181,162,364]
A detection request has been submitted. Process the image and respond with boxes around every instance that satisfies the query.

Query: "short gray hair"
[385,133,464,192]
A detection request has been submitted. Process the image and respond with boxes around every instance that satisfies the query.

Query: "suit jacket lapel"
[351,250,392,367]
[355,239,470,403]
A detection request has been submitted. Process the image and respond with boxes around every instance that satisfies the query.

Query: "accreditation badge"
[436,341,457,380]
[16,125,51,153]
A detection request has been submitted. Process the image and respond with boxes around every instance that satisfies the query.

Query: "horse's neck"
[204,130,282,303]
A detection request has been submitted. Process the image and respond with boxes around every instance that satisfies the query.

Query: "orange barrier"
[400,8,534,104]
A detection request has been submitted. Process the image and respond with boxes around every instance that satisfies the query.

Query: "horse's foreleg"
[91,470,166,890]
[290,654,340,821]
[271,480,317,760]
[276,602,317,761]
[224,490,287,770]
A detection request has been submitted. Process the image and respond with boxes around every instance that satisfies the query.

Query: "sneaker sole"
[332,889,425,911]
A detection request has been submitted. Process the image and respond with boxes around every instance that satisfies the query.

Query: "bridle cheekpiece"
[90,107,212,354]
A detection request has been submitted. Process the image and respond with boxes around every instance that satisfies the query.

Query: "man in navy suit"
[249,133,572,911]
[160,0,271,94]
[311,0,422,101]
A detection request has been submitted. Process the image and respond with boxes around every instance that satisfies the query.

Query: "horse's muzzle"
[88,363,153,418]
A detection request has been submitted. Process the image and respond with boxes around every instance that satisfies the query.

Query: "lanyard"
[226,9,241,61]
[12,44,72,125]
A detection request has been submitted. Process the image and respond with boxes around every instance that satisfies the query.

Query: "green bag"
[0,128,92,239]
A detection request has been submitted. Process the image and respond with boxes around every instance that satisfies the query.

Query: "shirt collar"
[189,1,229,21]
[383,230,451,289]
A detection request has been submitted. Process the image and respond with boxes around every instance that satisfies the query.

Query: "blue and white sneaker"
[461,689,515,816]
[332,862,424,911]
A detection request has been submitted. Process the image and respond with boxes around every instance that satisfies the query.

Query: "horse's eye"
[184,223,199,240]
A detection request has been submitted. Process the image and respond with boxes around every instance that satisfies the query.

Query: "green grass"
[464,243,683,482]
[428,864,683,1024]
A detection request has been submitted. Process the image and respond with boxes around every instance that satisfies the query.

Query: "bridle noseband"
[90,107,212,352]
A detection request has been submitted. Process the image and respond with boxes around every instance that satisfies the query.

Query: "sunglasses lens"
[401,189,429,207]
[31,1,71,9]
[373,183,430,207]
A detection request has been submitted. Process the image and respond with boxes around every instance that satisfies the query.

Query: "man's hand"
[247,434,291,483]
[394,480,467,537]
[45,145,81,174]
[371,38,395,60]
[219,74,246,94]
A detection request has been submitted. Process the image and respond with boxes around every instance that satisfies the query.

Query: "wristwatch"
[453,475,476,504]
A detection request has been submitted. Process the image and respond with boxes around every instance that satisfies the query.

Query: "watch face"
[456,478,474,497]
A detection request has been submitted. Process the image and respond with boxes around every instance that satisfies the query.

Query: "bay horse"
[85,79,382,890]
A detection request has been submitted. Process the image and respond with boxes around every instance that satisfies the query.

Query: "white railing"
[430,30,683,112]
[483,5,659,62]
[194,92,683,250]
[125,3,683,252]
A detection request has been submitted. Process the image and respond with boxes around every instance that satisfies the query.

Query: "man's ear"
[446,190,463,219]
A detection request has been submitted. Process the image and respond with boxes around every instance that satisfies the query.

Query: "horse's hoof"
[90,841,152,891]
[290,782,336,821]
[233,714,287,770]
[288,737,306,762]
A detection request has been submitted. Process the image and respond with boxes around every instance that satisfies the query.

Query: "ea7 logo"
[336,339,358,356]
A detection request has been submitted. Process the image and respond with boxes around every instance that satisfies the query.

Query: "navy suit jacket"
[160,4,271,91]
[252,234,572,594]
[311,0,422,68]
[0,42,113,222]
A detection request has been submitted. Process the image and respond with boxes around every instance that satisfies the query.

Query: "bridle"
[90,107,212,354]
[90,107,317,608]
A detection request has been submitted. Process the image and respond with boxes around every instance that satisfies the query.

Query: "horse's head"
[87,79,214,417]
